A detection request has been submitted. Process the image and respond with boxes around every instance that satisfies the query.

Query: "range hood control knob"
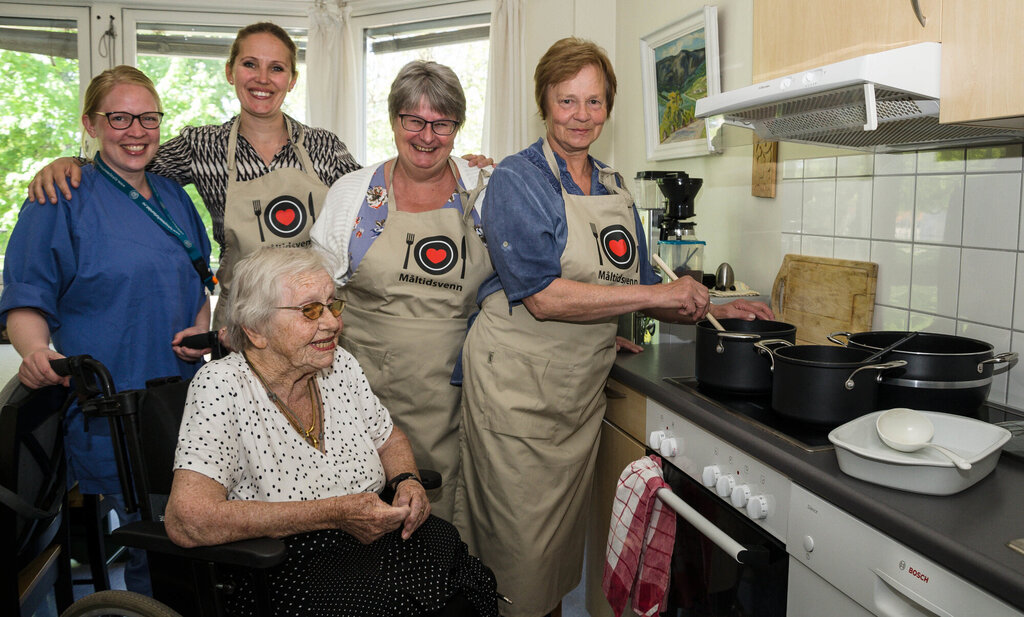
[701,466,720,488]
[730,485,751,508]
[715,475,736,497]
[746,495,770,520]
[649,430,666,449]
[659,437,679,457]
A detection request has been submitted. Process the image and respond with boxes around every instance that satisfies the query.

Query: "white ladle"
[875,408,972,470]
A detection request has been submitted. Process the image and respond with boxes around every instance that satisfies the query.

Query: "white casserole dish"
[828,410,1012,495]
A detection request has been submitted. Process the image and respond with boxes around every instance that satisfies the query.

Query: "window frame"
[0,3,91,103]
[349,0,492,163]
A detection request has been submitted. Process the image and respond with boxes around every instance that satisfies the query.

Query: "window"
[0,6,89,262]
[355,2,491,164]
[124,11,309,264]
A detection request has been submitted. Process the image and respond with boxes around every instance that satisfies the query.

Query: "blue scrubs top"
[0,165,211,494]
[477,138,660,306]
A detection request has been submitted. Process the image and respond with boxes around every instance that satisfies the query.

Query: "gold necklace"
[244,351,324,450]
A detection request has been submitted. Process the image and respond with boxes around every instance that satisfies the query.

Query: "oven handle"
[656,487,770,568]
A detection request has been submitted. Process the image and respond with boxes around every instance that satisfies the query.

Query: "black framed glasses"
[397,113,460,136]
[93,111,164,130]
[276,299,346,320]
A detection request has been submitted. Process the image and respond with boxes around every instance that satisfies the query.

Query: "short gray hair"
[224,247,334,350]
[387,60,466,125]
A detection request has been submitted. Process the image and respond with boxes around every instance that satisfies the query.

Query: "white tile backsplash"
[788,149,1024,411]
[871,241,912,308]
[914,175,964,245]
[872,176,915,241]
[958,248,1015,328]
[962,173,1021,250]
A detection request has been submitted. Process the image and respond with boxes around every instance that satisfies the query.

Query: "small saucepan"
[828,331,1018,415]
[695,319,796,393]
[754,340,907,425]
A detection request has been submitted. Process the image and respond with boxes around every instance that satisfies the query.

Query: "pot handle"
[844,360,908,390]
[977,352,1019,373]
[714,331,761,353]
[827,331,852,346]
[752,338,793,371]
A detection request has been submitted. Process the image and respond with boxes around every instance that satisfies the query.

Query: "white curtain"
[306,1,358,145]
[482,0,527,162]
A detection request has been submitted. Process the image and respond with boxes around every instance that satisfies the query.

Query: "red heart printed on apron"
[275,208,296,226]
[426,247,448,264]
[608,238,627,257]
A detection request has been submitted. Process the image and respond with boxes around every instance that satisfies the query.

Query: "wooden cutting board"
[771,254,878,345]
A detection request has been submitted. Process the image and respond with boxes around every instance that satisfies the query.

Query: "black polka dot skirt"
[223,516,497,616]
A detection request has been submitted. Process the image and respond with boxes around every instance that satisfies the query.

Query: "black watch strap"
[387,472,421,491]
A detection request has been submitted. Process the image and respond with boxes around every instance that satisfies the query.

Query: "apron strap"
[540,139,631,206]
[386,157,471,217]
[227,116,313,180]
[464,167,489,223]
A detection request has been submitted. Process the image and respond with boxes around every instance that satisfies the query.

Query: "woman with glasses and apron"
[312,61,492,522]
[455,40,772,617]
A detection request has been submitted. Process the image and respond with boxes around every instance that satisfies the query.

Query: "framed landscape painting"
[640,6,722,160]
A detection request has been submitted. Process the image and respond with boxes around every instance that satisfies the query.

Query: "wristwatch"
[387,472,422,492]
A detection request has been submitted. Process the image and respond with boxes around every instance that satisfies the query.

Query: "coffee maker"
[656,172,704,282]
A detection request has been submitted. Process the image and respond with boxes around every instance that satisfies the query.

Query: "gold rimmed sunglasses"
[275,299,346,320]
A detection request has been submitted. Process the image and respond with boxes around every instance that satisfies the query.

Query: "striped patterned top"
[148,114,361,247]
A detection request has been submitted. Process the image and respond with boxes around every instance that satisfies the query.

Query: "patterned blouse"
[147,114,361,247]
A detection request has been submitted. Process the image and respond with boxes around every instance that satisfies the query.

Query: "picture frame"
[640,6,722,160]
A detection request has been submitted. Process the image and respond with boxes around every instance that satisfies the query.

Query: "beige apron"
[456,141,641,616]
[340,158,491,521]
[215,117,330,327]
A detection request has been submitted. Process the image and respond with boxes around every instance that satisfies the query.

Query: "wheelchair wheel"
[59,590,183,617]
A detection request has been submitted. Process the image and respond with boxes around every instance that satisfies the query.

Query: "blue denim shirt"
[477,138,660,306]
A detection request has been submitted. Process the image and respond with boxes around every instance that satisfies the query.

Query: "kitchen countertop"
[610,342,1024,611]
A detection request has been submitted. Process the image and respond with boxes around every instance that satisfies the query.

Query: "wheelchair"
[45,354,494,617]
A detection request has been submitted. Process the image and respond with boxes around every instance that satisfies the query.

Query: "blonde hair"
[82,65,162,118]
[227,22,298,79]
[533,37,616,120]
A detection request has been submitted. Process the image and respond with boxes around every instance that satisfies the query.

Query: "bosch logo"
[908,566,929,583]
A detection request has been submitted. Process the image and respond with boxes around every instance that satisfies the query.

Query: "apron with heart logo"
[215,117,330,327]
[339,157,491,521]
[455,139,640,616]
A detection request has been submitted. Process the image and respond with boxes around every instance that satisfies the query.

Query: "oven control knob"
[715,475,736,497]
[649,430,667,449]
[701,466,721,488]
[659,437,679,457]
[746,495,770,520]
[730,485,751,508]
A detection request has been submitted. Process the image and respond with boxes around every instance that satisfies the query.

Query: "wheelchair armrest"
[112,520,287,569]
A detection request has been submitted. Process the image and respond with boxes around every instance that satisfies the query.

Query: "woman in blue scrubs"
[0,65,213,594]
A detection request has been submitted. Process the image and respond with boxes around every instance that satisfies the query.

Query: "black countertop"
[610,342,1024,611]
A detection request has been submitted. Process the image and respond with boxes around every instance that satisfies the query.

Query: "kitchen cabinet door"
[939,0,1024,127]
[753,0,941,81]
[604,378,646,443]
[584,419,646,617]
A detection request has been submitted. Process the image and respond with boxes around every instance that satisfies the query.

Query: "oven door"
[657,452,789,617]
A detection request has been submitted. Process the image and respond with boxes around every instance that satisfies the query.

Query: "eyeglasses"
[397,113,460,136]
[93,111,164,130]
[275,299,346,320]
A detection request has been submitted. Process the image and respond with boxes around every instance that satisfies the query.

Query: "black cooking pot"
[695,319,796,392]
[828,331,1018,416]
[754,340,907,425]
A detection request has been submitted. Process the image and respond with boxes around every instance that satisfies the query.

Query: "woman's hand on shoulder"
[333,492,411,544]
[19,349,68,389]
[710,299,775,321]
[28,157,84,204]
[461,153,495,168]
[392,478,430,540]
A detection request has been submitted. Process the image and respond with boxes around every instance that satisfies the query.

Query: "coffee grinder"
[656,171,705,282]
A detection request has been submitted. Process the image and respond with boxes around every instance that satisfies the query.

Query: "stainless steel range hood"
[695,43,1024,152]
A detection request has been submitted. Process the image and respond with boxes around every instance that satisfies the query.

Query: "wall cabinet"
[752,0,941,81]
[585,379,647,617]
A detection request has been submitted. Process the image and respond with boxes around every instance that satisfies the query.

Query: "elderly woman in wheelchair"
[163,247,496,616]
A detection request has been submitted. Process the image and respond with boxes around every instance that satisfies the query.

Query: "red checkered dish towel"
[602,455,676,617]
